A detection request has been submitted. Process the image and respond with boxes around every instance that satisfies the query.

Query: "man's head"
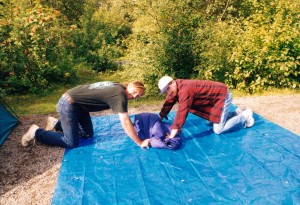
[158,76,174,94]
[126,81,146,100]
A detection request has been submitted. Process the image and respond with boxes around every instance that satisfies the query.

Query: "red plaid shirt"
[159,79,228,130]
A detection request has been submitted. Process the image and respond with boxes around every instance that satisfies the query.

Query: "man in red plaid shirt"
[158,76,254,138]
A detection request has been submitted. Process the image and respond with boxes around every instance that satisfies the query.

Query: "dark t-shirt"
[67,81,128,113]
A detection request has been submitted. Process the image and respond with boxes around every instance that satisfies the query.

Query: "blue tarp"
[52,107,300,204]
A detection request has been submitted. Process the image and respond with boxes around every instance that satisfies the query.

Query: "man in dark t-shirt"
[21,81,150,148]
[68,81,128,113]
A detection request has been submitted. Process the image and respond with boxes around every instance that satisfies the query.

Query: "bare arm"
[166,129,179,139]
[118,112,150,148]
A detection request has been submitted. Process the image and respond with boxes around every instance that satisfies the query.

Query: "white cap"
[158,76,173,94]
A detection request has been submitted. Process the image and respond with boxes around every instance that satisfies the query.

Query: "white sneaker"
[235,107,243,115]
[21,124,39,146]
[45,116,58,131]
[242,109,254,128]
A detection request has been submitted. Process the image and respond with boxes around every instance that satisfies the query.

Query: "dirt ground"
[0,94,300,205]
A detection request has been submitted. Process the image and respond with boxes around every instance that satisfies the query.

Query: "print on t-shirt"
[89,82,114,89]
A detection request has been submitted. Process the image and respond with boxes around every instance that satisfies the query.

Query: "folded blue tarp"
[52,108,300,204]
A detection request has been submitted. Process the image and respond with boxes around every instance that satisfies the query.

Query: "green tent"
[0,98,20,146]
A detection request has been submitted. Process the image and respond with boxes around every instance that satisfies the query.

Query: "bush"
[0,3,77,94]
[71,0,131,72]
[229,0,300,92]
[195,0,300,93]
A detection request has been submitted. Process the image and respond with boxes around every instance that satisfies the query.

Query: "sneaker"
[45,116,58,131]
[235,107,243,115]
[21,124,39,146]
[242,109,254,128]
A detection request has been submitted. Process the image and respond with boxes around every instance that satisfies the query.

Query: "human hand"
[166,129,178,139]
[165,133,174,139]
[140,139,150,148]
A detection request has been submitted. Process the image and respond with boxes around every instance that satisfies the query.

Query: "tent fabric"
[0,101,19,146]
[52,108,300,205]
[133,112,181,149]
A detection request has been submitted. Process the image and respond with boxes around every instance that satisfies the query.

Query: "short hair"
[131,81,146,94]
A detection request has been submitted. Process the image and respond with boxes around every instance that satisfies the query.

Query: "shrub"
[0,3,77,93]
[229,0,300,92]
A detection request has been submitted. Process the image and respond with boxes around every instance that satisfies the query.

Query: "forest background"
[1,1,300,204]
[0,0,299,112]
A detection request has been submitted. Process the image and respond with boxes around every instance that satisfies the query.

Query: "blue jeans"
[213,90,246,134]
[35,96,93,148]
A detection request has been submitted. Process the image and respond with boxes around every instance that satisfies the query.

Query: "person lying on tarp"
[133,113,181,150]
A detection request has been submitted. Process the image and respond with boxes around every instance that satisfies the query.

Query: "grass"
[4,72,300,116]
[6,87,66,115]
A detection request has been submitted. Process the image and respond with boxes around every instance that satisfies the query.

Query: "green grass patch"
[5,87,66,115]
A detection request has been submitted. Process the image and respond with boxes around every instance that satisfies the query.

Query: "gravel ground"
[0,94,299,205]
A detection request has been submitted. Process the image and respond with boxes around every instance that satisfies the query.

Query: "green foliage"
[123,0,203,95]
[1,0,299,96]
[203,0,254,20]
[0,2,76,93]
[156,0,201,79]
[41,0,86,24]
[195,20,239,83]
[229,0,300,92]
[71,0,131,72]
[195,0,300,93]
[74,62,97,84]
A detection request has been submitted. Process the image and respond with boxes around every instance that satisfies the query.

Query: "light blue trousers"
[213,90,246,134]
